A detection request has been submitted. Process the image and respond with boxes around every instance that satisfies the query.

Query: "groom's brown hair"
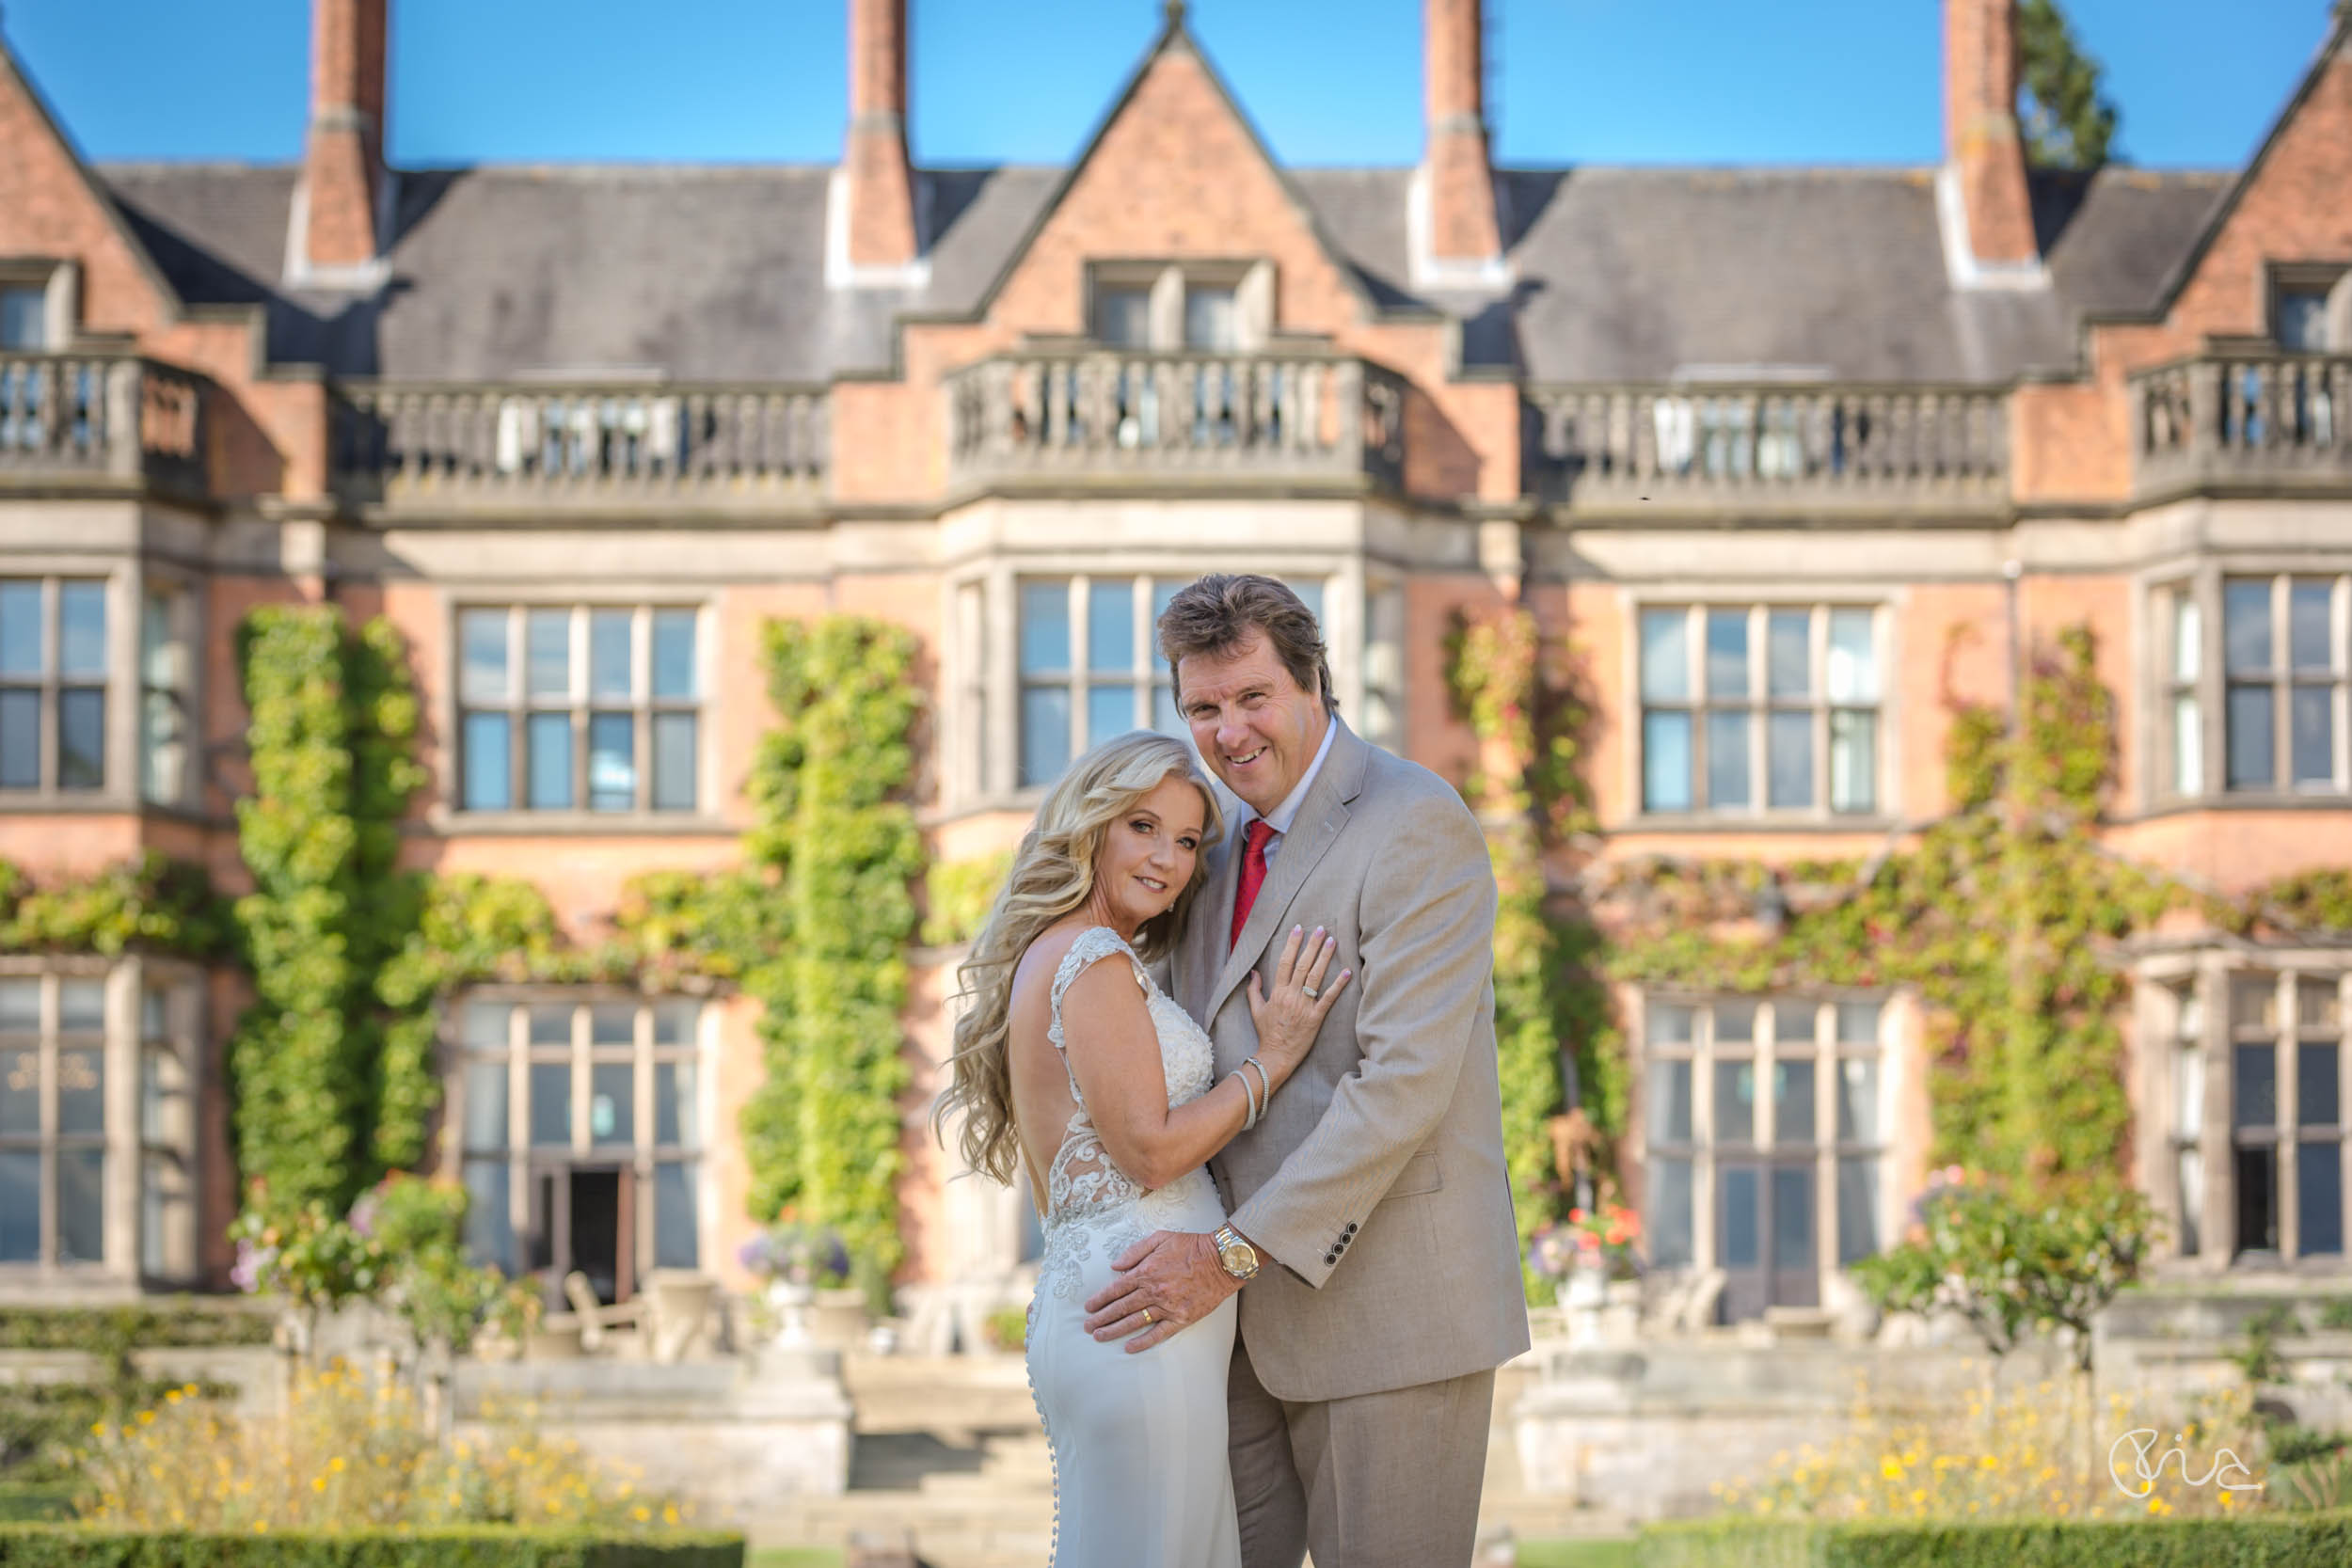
[1156,573,1336,713]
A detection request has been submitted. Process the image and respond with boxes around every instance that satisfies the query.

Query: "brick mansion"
[5,0,2352,1333]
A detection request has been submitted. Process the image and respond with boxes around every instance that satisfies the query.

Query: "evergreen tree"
[2018,0,2121,169]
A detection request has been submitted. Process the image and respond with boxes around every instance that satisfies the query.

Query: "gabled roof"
[0,33,183,324]
[961,4,1385,325]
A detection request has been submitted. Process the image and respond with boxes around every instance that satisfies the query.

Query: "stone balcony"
[0,352,208,502]
[329,382,829,519]
[944,345,1408,497]
[2134,351,2352,500]
[1524,382,2010,520]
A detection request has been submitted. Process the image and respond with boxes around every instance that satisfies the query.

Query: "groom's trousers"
[1227,1335,1496,1568]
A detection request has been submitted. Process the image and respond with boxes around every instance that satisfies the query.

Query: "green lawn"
[1515,1542,1641,1568]
[752,1540,1635,1568]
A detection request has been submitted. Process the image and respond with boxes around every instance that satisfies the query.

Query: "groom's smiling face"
[1175,630,1329,818]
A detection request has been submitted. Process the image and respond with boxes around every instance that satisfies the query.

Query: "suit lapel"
[1184,812,1245,1017]
[1203,720,1371,1025]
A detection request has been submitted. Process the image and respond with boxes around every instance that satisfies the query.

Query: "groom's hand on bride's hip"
[1082,1229,1241,1354]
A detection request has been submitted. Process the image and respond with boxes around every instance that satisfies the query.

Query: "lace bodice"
[1040,926,1217,1229]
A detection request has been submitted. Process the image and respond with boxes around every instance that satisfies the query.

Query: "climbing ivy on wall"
[0,854,229,958]
[736,617,925,1296]
[1442,606,1620,1299]
[230,608,424,1214]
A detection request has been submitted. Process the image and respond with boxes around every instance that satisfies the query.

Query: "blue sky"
[6,0,2331,171]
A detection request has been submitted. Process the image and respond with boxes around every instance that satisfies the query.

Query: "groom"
[1082,574,1530,1567]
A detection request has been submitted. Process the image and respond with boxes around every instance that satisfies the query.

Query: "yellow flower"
[662,1505,679,1525]
[312,1478,327,1494]
[632,1506,652,1524]
[328,1457,345,1474]
[136,1410,156,1426]
[91,1421,108,1437]
[1881,1457,1905,1480]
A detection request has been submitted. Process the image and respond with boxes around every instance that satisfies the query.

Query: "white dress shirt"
[1242,716,1337,872]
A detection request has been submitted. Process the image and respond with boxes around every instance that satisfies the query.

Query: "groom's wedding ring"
[1140,1307,1152,1324]
[1301,984,1319,999]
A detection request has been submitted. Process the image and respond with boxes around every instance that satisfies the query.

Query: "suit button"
[1324,1251,1339,1265]
[1343,1223,1357,1234]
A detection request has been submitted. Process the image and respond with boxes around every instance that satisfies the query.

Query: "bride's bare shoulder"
[1008,921,1092,1011]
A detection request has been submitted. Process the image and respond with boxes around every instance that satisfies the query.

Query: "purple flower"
[230,1239,274,1294]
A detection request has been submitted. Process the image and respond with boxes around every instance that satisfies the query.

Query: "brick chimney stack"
[1944,0,2038,270]
[300,0,389,270]
[845,0,918,268]
[1422,0,1502,266]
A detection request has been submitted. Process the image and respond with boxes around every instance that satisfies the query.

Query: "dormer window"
[2279,289,2329,352]
[2270,263,2348,353]
[0,287,45,351]
[1087,262,1270,352]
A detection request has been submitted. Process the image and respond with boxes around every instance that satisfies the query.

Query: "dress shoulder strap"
[1047,927,1147,1059]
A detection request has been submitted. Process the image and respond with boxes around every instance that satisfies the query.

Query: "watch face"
[1218,1237,1256,1275]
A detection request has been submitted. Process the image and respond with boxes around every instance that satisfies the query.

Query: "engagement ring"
[1302,984,1319,999]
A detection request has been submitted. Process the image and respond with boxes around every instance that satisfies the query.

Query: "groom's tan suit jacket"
[1175,718,1531,1403]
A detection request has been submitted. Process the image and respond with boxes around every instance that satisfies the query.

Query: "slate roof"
[94,156,2230,388]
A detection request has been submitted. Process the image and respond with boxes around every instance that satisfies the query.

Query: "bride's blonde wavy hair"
[933,730,1224,1186]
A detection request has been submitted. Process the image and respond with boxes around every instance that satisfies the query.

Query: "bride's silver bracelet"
[1228,1069,1259,1131]
[1240,1056,1271,1124]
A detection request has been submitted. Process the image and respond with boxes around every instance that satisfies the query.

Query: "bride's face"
[1092,776,1206,931]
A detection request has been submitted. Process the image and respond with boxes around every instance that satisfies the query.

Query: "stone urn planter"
[1601,1277,1645,1344]
[644,1268,719,1362]
[766,1280,816,1347]
[1560,1267,1607,1347]
[810,1286,872,1350]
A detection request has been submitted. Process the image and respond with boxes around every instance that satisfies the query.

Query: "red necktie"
[1230,819,1277,949]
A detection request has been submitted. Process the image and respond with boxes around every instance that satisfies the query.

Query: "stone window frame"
[1628,594,1894,826]
[443,596,714,832]
[0,562,151,811]
[137,566,201,813]
[2153,563,2352,808]
[0,956,201,1286]
[944,552,1398,811]
[2141,954,2352,1275]
[1086,260,1276,354]
[447,990,711,1301]
[1636,992,1892,1322]
[2266,261,2352,354]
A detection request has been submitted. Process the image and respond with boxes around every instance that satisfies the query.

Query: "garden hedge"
[1637,1511,2352,1568]
[0,1526,742,1568]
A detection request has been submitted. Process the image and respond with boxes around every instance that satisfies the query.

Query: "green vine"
[0,855,229,958]
[230,608,424,1215]
[736,617,924,1296]
[1443,606,1618,1300]
[921,853,1013,948]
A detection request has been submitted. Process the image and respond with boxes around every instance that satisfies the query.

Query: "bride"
[934,730,1348,1568]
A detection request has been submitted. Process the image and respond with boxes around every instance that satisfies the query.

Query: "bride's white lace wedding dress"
[1025,926,1241,1568]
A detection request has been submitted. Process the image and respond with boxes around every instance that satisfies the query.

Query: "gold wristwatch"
[1212,1223,1261,1282]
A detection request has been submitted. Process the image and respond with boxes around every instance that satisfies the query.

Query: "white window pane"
[57,1046,103,1135]
[1286,579,1324,627]
[142,689,185,805]
[1704,610,1748,699]
[589,610,633,701]
[2225,581,2273,673]
[529,1062,571,1148]
[528,1004,572,1047]
[650,610,696,699]
[1647,1156,1692,1268]
[655,1163,699,1269]
[0,582,40,676]
[1829,710,1875,814]
[462,713,512,809]
[0,690,35,788]
[1639,610,1690,702]
[1087,685,1135,746]
[526,712,572,810]
[1836,1001,1879,1045]
[1767,711,1814,807]
[1718,1165,1758,1266]
[1774,1059,1816,1146]
[459,610,510,703]
[0,1045,37,1134]
[0,287,44,351]
[1714,1060,1756,1143]
[2176,1145,2202,1256]
[57,1148,103,1263]
[1767,610,1810,697]
[57,688,103,790]
[58,979,103,1030]
[463,1159,513,1270]
[2279,289,2329,352]
[1826,609,1876,702]
[655,1060,698,1148]
[2292,686,2334,785]
[2290,582,2333,672]
[1647,1059,1692,1143]
[2234,1043,2278,1129]
[1836,1155,1880,1264]
[1715,1003,1756,1043]
[652,999,697,1048]
[1020,687,1071,787]
[1836,1056,1880,1142]
[57,583,105,678]
[463,1000,509,1052]
[589,1004,633,1046]
[0,1151,40,1260]
[1646,1002,1694,1046]
[463,1061,507,1152]
[1092,286,1150,347]
[2173,693,2204,795]
[2226,685,2274,790]
[588,713,634,810]
[1642,711,1692,812]
[1184,286,1239,351]
[652,712,697,812]
[526,609,570,699]
[1020,582,1071,674]
[590,1063,633,1148]
[1772,1166,1814,1270]
[1705,711,1749,809]
[2172,593,2201,682]
[1089,581,1134,674]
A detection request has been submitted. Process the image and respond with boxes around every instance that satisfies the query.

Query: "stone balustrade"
[0,352,207,499]
[331,383,829,515]
[1524,383,2009,515]
[945,347,1407,492]
[2135,352,2352,497]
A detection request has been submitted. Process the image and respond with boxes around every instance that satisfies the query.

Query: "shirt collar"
[1252,716,1338,839]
